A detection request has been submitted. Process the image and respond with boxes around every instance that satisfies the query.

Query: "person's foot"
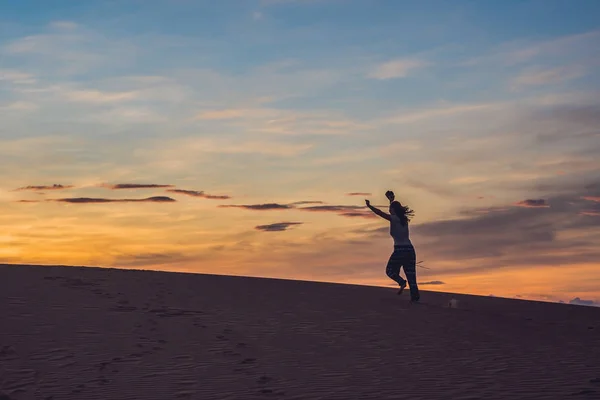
[397,280,407,295]
[410,296,420,302]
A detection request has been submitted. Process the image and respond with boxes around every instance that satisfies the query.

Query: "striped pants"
[386,245,420,301]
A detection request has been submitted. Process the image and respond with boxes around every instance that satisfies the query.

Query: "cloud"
[368,58,429,80]
[337,212,377,219]
[216,202,374,218]
[463,29,600,67]
[63,89,139,103]
[4,21,137,76]
[14,184,74,191]
[580,211,600,217]
[583,196,600,203]
[511,65,587,88]
[289,201,325,206]
[255,222,303,232]
[569,297,599,307]
[102,183,175,190]
[297,204,377,219]
[0,69,36,84]
[49,21,79,31]
[50,196,176,203]
[219,203,292,210]
[403,183,600,274]
[16,200,41,203]
[515,199,550,208]
[299,205,363,212]
[195,108,259,120]
[347,192,371,196]
[193,107,368,137]
[384,103,498,125]
[157,137,314,157]
[420,280,446,285]
[167,189,231,199]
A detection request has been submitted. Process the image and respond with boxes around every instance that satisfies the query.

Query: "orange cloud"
[515,199,550,208]
[219,203,292,210]
[50,196,176,203]
[346,192,372,196]
[14,184,74,191]
[167,189,231,200]
[102,183,175,190]
[255,222,303,232]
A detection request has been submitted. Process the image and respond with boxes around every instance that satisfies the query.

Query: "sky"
[1,0,599,306]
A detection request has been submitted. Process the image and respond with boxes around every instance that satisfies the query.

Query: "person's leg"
[385,249,407,289]
[402,247,420,301]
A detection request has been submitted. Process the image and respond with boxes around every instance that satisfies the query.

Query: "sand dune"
[1,264,599,400]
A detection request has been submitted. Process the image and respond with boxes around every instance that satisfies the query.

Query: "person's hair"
[390,200,414,226]
[385,190,394,199]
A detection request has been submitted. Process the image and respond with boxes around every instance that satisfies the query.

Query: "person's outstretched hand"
[365,199,370,207]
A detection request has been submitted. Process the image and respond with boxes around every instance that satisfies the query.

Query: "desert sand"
[1,264,599,400]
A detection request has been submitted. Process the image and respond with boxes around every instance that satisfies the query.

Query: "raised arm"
[365,199,390,221]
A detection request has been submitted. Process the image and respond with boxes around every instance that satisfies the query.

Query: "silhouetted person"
[366,191,420,302]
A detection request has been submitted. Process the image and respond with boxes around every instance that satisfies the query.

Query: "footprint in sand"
[0,345,17,361]
[258,388,285,397]
[257,375,272,385]
[222,350,241,357]
[572,389,597,396]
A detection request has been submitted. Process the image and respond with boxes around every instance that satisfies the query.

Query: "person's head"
[385,190,395,202]
[389,199,414,226]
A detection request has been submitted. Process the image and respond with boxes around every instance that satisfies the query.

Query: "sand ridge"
[1,264,599,399]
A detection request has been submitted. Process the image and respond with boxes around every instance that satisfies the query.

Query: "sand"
[1,264,599,400]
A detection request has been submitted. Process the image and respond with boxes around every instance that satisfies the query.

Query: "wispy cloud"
[420,281,446,285]
[49,21,79,31]
[463,29,600,67]
[216,202,374,218]
[63,89,140,103]
[511,65,587,89]
[0,69,36,84]
[515,199,550,208]
[384,103,498,125]
[50,196,176,203]
[219,203,292,210]
[102,183,174,190]
[14,184,74,191]
[167,189,231,199]
[368,58,429,80]
[346,192,371,196]
[255,222,303,232]
[298,205,376,219]
[580,211,600,216]
[156,137,314,157]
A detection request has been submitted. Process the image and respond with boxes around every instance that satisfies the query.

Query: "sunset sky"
[1,0,599,306]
